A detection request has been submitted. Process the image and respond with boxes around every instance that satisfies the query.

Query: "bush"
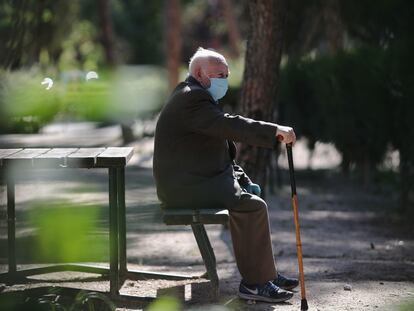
[279,48,390,179]
[0,66,168,134]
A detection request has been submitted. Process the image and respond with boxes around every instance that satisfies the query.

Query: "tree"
[97,0,115,66]
[165,0,182,91]
[238,0,286,197]
[0,1,79,69]
[111,0,164,64]
[220,0,241,58]
[339,0,414,214]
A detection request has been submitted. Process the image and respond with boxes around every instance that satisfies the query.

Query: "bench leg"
[191,224,219,300]
[7,176,16,275]
[117,168,127,276]
[198,225,216,267]
[109,168,119,296]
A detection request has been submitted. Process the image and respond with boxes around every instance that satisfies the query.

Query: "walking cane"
[286,143,308,310]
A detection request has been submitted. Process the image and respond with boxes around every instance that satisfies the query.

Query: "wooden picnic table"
[0,147,134,296]
[0,147,212,300]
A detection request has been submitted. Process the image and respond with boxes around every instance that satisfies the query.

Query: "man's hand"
[276,125,296,144]
[245,183,261,196]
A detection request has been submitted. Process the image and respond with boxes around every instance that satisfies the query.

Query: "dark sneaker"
[273,273,299,290]
[239,280,293,303]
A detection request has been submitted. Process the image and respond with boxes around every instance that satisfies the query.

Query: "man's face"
[197,60,229,88]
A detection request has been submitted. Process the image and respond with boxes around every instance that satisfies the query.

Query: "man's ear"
[194,67,202,80]
[194,67,207,87]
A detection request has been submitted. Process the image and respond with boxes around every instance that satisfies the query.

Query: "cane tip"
[301,299,309,310]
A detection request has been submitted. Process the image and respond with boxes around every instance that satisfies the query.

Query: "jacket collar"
[185,75,204,88]
[184,75,221,107]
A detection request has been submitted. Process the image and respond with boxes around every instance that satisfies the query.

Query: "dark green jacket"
[153,76,278,209]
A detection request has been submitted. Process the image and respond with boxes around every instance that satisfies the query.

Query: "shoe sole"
[280,284,299,291]
[238,292,293,303]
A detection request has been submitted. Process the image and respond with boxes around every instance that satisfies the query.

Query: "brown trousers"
[228,191,277,285]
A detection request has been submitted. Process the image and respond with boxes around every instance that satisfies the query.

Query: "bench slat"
[4,148,51,159]
[66,148,106,168]
[3,148,51,167]
[0,149,23,159]
[96,147,134,167]
[33,148,79,167]
[0,149,23,167]
[163,209,229,225]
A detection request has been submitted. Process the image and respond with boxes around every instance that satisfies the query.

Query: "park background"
[0,1,413,310]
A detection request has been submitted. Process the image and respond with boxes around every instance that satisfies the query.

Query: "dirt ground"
[1,138,413,311]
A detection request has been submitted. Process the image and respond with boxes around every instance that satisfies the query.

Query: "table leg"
[109,168,119,296]
[117,167,127,275]
[7,177,16,274]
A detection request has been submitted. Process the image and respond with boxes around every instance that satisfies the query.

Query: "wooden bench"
[162,208,229,300]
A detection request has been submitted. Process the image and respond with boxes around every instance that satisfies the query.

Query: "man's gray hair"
[188,47,227,76]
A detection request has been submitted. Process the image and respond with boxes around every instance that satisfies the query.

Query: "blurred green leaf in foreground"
[29,201,106,263]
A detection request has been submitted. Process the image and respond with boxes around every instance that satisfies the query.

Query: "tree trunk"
[165,0,182,91]
[220,0,241,58]
[4,0,30,69]
[97,0,115,66]
[323,0,344,55]
[238,0,286,198]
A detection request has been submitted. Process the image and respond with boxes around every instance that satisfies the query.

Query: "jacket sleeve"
[182,89,278,149]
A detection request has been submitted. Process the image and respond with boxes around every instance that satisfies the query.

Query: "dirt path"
[1,142,413,311]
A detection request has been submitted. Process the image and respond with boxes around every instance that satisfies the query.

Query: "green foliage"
[110,0,165,64]
[339,0,413,47]
[0,69,62,133]
[279,47,391,170]
[0,1,80,69]
[387,38,414,158]
[279,57,328,147]
[338,0,414,155]
[62,78,111,122]
[396,300,414,311]
[327,48,390,167]
[0,66,168,133]
[226,57,245,88]
[29,202,106,262]
[146,296,181,311]
[110,65,168,121]
[58,20,105,71]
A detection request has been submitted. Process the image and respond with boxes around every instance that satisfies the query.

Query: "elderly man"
[153,47,298,303]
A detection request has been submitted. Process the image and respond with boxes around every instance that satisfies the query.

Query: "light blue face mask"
[206,77,228,102]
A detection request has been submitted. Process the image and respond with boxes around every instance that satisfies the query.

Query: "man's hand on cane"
[276,125,296,144]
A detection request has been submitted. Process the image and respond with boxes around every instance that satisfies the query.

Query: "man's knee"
[231,192,269,213]
[250,195,269,212]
